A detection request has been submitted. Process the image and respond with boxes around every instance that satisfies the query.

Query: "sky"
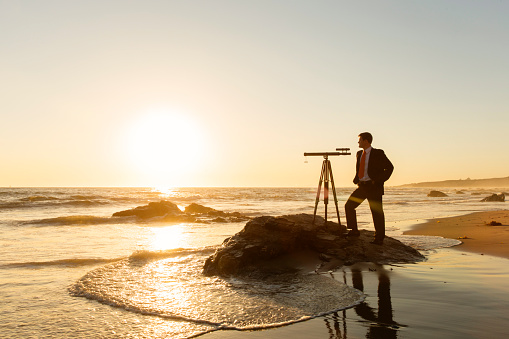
[1,0,508,187]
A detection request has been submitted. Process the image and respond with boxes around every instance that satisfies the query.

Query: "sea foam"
[69,248,363,330]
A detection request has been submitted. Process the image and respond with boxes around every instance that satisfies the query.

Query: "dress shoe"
[370,239,383,245]
[347,230,360,237]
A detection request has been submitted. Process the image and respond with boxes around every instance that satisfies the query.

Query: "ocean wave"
[394,235,462,251]
[24,215,130,226]
[0,199,110,210]
[0,201,28,209]
[20,195,60,202]
[64,200,109,207]
[2,248,216,269]
[70,194,110,200]
[1,257,121,269]
[128,247,217,261]
[163,194,203,201]
[0,189,154,211]
[69,251,363,331]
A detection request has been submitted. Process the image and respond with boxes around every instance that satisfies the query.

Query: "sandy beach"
[404,210,509,259]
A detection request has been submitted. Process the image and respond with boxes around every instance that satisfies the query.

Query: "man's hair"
[358,132,373,144]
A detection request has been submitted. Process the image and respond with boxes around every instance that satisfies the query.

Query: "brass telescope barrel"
[304,150,351,157]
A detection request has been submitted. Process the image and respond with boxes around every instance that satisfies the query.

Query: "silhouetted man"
[345,132,393,245]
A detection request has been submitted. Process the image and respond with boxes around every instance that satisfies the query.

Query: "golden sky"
[1,1,508,187]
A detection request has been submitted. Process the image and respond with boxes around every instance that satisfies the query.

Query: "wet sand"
[201,250,509,339]
[404,210,509,259]
[200,210,509,339]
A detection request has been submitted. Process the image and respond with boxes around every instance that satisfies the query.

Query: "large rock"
[185,203,248,221]
[427,190,448,197]
[112,201,249,223]
[203,214,425,277]
[480,193,505,202]
[112,200,183,219]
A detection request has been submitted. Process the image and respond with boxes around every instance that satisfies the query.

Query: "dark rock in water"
[480,193,505,202]
[185,203,216,214]
[427,190,448,197]
[487,220,502,226]
[186,203,250,221]
[203,214,425,277]
[112,201,182,219]
[112,201,250,223]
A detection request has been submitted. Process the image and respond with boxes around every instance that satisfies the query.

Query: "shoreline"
[201,209,509,338]
[403,209,509,259]
[202,250,509,339]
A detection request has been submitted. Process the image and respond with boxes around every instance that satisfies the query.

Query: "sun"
[123,108,207,186]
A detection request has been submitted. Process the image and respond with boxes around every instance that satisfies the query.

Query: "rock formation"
[185,203,245,220]
[427,190,448,197]
[113,201,183,219]
[112,201,249,223]
[203,214,425,277]
[480,193,505,202]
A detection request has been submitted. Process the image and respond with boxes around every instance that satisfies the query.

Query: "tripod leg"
[328,160,342,225]
[313,161,325,224]
[324,160,329,223]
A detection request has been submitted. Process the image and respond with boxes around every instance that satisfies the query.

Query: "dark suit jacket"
[353,148,394,195]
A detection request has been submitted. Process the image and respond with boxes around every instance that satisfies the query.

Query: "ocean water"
[0,187,507,338]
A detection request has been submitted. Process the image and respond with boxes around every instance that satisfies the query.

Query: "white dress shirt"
[359,146,372,181]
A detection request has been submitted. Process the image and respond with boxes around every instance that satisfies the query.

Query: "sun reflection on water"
[150,225,187,250]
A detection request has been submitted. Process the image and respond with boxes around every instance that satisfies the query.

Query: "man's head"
[358,132,372,150]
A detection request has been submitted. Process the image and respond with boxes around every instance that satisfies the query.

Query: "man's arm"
[371,149,393,183]
[380,151,394,182]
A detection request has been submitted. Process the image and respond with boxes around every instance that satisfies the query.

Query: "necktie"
[358,151,366,179]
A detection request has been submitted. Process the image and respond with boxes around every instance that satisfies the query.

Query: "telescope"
[304,148,351,224]
[304,148,351,158]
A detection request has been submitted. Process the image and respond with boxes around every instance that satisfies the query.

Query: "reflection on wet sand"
[324,264,403,338]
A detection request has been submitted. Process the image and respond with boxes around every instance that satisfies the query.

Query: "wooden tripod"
[312,155,341,225]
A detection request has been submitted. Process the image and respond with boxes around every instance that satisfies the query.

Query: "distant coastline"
[399,176,509,188]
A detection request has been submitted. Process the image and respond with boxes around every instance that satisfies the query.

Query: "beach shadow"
[324,265,404,338]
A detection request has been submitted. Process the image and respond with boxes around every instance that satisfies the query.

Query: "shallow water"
[0,187,507,338]
[70,249,362,330]
[204,251,509,339]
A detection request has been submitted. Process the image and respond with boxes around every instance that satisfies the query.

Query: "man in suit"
[345,132,394,245]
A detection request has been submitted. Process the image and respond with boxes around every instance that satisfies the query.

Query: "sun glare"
[150,225,187,250]
[124,109,207,186]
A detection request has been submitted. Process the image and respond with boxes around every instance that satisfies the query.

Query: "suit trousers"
[345,184,385,241]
